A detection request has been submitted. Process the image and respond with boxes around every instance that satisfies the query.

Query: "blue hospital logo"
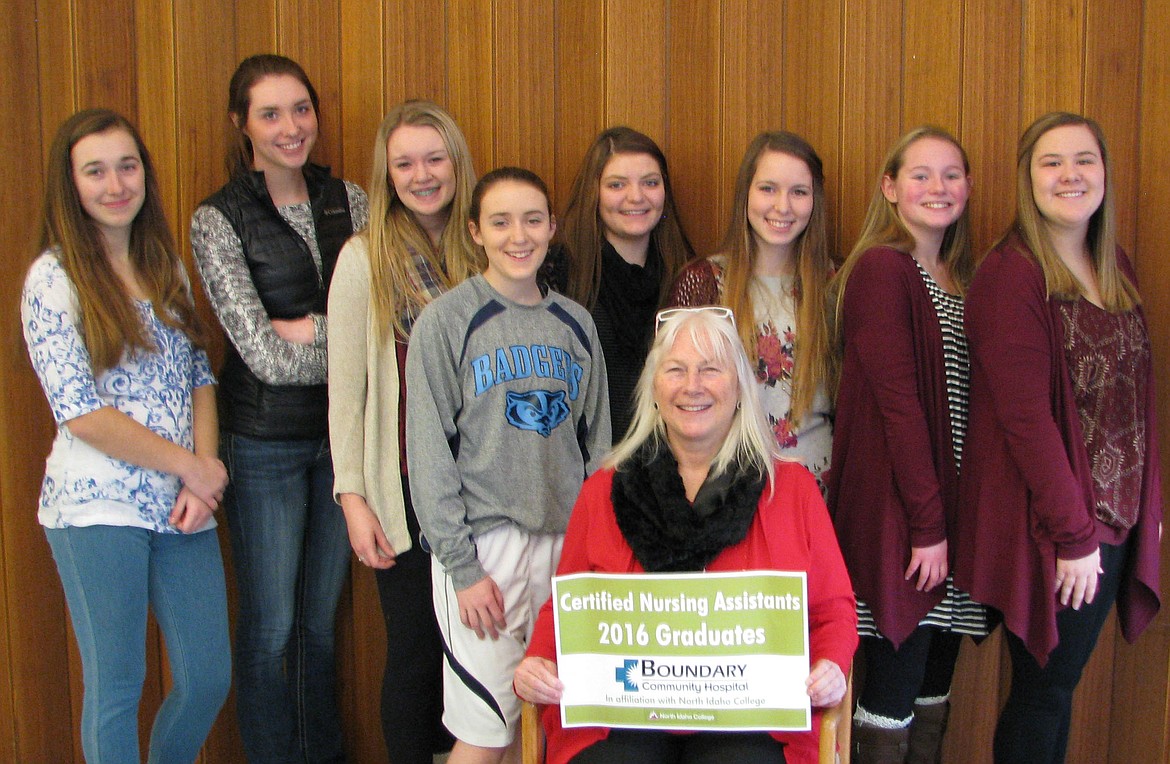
[505,390,569,437]
[616,660,639,692]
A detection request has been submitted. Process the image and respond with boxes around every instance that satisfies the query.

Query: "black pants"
[571,729,786,763]
[993,542,1126,764]
[858,626,963,720]
[376,481,454,763]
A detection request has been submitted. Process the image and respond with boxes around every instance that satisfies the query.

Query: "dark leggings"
[858,626,963,720]
[375,482,454,763]
[571,729,786,763]
[993,542,1126,764]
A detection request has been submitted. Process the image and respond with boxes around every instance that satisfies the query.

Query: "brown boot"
[852,720,910,763]
[907,700,950,763]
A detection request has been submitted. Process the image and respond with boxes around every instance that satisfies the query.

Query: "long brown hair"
[716,132,833,424]
[363,100,479,339]
[225,54,321,178]
[38,109,207,373]
[1003,111,1138,311]
[558,127,694,309]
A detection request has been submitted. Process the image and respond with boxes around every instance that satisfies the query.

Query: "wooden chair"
[521,699,545,764]
[521,668,853,764]
[819,667,853,764]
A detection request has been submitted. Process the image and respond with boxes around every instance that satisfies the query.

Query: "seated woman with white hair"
[515,306,857,764]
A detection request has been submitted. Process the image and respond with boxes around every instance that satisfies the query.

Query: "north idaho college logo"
[615,659,639,691]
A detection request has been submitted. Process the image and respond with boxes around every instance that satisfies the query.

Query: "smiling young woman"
[23,108,228,763]
[190,53,369,762]
[668,131,835,489]
[956,112,1160,764]
[552,127,695,442]
[827,126,986,762]
[327,99,478,764]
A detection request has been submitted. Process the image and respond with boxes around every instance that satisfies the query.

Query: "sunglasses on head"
[654,306,736,335]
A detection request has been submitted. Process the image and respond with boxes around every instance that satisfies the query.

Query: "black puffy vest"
[203,164,354,440]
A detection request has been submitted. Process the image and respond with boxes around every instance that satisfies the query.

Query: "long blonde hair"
[716,132,833,425]
[829,126,974,393]
[606,309,782,487]
[363,100,480,339]
[1002,111,1138,311]
[38,109,207,373]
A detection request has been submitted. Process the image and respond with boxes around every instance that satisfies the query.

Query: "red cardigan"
[826,246,958,647]
[525,461,857,764]
[955,233,1161,664]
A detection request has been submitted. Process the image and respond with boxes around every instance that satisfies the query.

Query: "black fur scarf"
[611,442,765,572]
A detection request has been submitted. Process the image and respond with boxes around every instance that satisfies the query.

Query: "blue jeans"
[45,524,231,764]
[222,434,350,763]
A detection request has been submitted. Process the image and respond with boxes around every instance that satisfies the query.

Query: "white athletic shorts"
[432,523,564,748]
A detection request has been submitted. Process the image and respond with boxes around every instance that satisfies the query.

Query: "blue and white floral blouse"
[21,251,216,533]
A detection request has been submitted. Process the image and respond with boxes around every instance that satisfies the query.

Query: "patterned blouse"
[22,252,216,533]
[1057,298,1150,532]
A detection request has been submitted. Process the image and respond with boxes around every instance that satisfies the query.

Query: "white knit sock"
[854,704,913,729]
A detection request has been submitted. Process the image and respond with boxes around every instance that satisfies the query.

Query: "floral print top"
[22,252,216,533]
[668,257,833,487]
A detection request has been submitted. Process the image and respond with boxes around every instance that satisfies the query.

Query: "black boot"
[853,719,910,763]
[907,700,950,763]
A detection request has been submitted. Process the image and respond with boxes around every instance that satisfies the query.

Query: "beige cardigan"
[327,236,411,554]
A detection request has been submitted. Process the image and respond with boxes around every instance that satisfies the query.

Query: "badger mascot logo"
[505,390,570,437]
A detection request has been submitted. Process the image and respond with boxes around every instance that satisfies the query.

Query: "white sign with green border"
[553,570,811,731]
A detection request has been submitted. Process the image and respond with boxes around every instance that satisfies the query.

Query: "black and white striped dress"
[856,265,989,639]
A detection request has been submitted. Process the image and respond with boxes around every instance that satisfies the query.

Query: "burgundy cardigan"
[955,232,1161,665]
[826,247,958,647]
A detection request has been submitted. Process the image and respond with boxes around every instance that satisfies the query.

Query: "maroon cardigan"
[827,247,958,647]
[955,232,1162,665]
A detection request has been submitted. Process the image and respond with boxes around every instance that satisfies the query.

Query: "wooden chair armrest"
[521,700,545,764]
[818,665,853,764]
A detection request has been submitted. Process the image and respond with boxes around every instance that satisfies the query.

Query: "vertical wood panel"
[398,0,449,105]
[839,0,902,250]
[1122,0,1170,756]
[960,0,1021,253]
[552,0,605,213]
[174,0,236,361]
[5,0,74,757]
[1020,0,1084,120]
[783,0,844,258]
[446,0,495,173]
[279,0,344,173]
[336,6,385,755]
[605,0,667,142]
[1083,0,1141,252]
[666,0,720,255]
[902,0,962,132]
[720,0,785,253]
[235,0,276,58]
[75,0,138,114]
[339,0,382,196]
[36,0,78,160]
[493,0,556,183]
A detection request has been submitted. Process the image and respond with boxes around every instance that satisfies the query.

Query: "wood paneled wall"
[3,2,1168,761]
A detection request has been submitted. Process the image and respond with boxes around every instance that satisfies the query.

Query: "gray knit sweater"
[405,275,611,589]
